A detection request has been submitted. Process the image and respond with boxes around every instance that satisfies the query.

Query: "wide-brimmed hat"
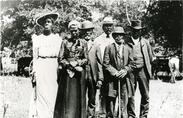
[129,20,144,30]
[68,20,81,30]
[80,20,94,30]
[112,26,126,36]
[36,12,59,26]
[102,16,114,25]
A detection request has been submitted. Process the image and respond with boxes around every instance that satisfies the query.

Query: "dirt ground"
[0,76,183,118]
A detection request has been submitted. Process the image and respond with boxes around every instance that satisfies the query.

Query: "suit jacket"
[127,37,154,78]
[87,41,104,83]
[103,43,134,98]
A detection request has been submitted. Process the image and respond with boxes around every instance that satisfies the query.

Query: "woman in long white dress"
[29,12,62,118]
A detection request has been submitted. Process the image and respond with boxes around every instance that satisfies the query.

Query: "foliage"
[0,0,182,58]
[145,0,182,56]
[0,0,93,57]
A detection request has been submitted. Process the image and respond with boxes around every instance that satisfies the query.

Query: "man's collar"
[114,42,119,47]
[87,39,94,45]
[131,36,140,42]
[104,33,112,38]
[88,39,92,43]
[114,42,124,47]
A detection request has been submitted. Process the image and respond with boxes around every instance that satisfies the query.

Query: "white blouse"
[32,33,62,58]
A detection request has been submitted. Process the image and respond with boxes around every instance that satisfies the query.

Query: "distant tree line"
[0,0,182,59]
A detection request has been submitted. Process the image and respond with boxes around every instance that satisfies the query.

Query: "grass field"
[0,76,183,118]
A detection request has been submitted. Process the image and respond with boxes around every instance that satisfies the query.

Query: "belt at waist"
[38,56,58,58]
[67,58,77,61]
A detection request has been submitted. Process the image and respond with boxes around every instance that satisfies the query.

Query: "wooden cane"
[118,79,121,118]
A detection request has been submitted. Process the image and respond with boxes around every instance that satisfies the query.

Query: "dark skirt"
[54,68,86,118]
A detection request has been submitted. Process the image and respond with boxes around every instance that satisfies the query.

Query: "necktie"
[117,45,124,69]
[118,45,122,57]
[117,45,121,70]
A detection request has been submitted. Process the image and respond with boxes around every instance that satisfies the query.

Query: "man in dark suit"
[103,26,134,118]
[127,20,154,118]
[80,20,104,118]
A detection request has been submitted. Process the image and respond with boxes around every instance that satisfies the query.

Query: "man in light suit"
[94,16,115,60]
[80,20,104,118]
[127,20,154,118]
[103,26,135,118]
[94,16,115,117]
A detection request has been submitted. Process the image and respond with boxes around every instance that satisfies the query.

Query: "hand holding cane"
[114,71,122,118]
[117,69,127,118]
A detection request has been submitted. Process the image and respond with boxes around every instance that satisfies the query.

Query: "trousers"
[128,67,150,118]
[106,81,128,118]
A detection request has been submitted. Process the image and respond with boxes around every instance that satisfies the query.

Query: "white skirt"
[29,58,58,118]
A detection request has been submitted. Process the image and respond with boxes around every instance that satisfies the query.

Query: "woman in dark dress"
[54,20,88,118]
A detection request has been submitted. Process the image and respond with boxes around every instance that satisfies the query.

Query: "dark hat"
[36,12,59,26]
[130,20,144,30]
[112,26,126,36]
[80,20,94,30]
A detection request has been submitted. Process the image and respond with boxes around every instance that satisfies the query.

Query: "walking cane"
[118,79,121,118]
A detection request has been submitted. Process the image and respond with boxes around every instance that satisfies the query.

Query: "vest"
[132,41,144,68]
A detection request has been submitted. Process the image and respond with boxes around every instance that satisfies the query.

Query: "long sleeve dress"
[29,33,62,118]
[54,38,88,118]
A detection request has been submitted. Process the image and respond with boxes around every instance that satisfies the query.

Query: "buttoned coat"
[103,43,135,98]
[127,37,154,78]
[87,42,104,82]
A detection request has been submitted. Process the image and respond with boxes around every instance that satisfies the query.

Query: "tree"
[145,0,182,71]
[1,0,182,61]
[0,0,93,57]
[145,0,182,54]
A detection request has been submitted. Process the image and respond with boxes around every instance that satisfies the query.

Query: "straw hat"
[36,12,59,26]
[112,26,126,36]
[68,20,81,30]
[102,16,114,25]
[80,20,94,30]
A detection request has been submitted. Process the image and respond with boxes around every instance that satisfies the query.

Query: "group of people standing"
[29,11,154,118]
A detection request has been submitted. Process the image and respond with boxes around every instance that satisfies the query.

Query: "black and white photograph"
[0,0,182,118]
